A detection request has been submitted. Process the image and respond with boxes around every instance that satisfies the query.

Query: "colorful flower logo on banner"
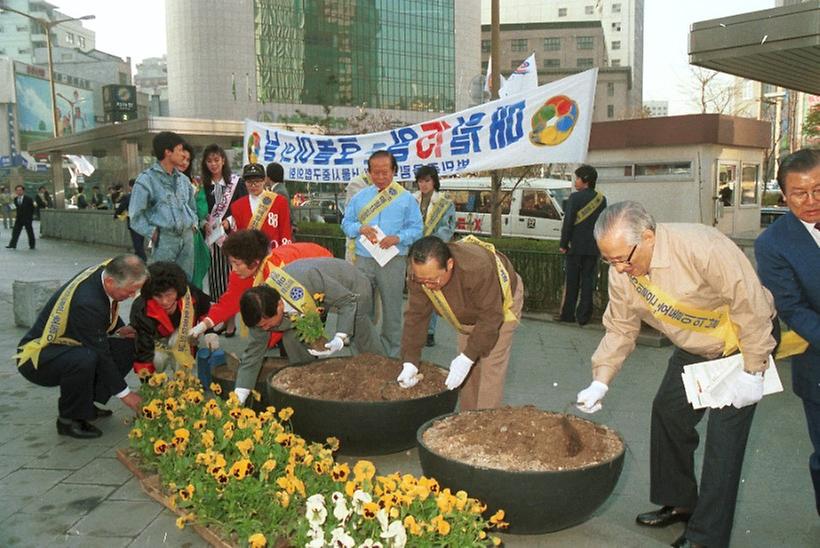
[529,95,579,147]
[247,132,261,163]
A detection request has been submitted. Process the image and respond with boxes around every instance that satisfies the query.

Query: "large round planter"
[266,363,458,456]
[212,354,288,411]
[417,411,625,535]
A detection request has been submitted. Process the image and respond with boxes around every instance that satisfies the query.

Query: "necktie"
[108,301,120,333]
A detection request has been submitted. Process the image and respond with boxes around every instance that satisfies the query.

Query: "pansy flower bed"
[127,367,507,547]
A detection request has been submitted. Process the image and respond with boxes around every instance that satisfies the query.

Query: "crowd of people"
[11,130,819,547]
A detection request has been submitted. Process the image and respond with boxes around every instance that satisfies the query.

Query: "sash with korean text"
[249,191,278,231]
[574,192,604,225]
[424,196,453,237]
[358,182,405,225]
[16,260,111,368]
[154,288,195,369]
[265,267,318,315]
[207,174,240,242]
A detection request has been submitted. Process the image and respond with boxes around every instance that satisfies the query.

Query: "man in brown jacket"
[398,235,523,410]
[576,201,778,548]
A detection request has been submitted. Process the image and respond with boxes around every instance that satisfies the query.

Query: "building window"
[740,164,760,205]
[611,59,621,67]
[543,37,561,51]
[577,58,594,68]
[577,36,594,50]
[17,25,27,32]
[612,3,621,13]
[511,38,528,52]
[612,22,622,32]
[607,82,615,96]
[78,36,86,47]
[558,7,567,17]
[481,39,491,53]
[635,162,693,177]
[612,41,621,50]
[585,5,594,14]
[66,32,74,44]
[607,105,615,118]
[543,59,560,68]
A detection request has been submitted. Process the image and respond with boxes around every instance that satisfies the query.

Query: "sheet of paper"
[358,225,399,267]
[206,224,226,247]
[682,354,783,410]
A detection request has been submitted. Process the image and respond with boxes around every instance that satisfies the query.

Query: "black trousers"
[18,338,134,421]
[650,347,757,548]
[129,228,146,261]
[9,217,35,249]
[560,254,598,324]
[802,398,820,516]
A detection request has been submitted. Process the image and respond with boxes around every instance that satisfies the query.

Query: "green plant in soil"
[291,310,326,347]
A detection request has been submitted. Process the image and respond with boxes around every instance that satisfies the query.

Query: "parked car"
[295,198,344,224]
[440,177,572,240]
[760,206,787,228]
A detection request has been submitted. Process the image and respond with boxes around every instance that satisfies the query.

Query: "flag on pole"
[501,53,539,98]
[483,56,506,95]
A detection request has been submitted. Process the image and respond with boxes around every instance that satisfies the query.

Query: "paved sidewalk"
[0,233,817,546]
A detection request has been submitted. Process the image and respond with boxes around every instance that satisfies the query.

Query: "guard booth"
[586,114,771,237]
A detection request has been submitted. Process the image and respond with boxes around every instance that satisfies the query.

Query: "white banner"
[244,69,597,184]
[501,53,538,98]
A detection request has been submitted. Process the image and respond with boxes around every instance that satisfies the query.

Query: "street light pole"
[0,4,94,137]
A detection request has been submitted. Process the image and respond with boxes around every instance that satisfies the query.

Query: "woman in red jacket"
[228,163,293,248]
[189,229,332,340]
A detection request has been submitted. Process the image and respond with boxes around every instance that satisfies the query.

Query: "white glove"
[189,319,211,338]
[576,380,609,413]
[397,362,420,389]
[445,353,474,390]
[731,370,764,409]
[203,333,220,351]
[307,333,346,357]
[153,350,170,372]
[234,387,251,405]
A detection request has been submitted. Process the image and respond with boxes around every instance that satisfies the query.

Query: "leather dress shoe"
[671,532,705,548]
[636,506,692,527]
[57,418,102,439]
[93,406,113,419]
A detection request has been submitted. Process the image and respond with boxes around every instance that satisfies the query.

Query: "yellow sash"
[574,192,604,225]
[421,236,518,333]
[358,182,405,225]
[16,260,111,368]
[157,289,195,369]
[775,329,809,360]
[423,196,452,237]
[630,275,741,355]
[249,191,278,231]
[265,266,317,314]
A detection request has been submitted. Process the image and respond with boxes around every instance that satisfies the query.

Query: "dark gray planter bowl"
[266,363,458,456]
[417,410,625,534]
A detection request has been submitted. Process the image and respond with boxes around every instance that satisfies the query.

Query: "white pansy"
[379,521,407,548]
[330,526,355,547]
[333,498,351,523]
[305,525,325,548]
[359,540,383,548]
[306,494,327,526]
[351,490,372,514]
[376,508,389,531]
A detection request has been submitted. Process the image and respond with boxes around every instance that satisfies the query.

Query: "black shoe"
[426,333,435,347]
[636,506,692,528]
[92,406,113,419]
[671,532,704,548]
[5,245,14,249]
[56,418,102,439]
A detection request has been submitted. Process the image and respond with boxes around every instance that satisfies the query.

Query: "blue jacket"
[755,211,820,402]
[342,184,423,257]
[129,163,197,238]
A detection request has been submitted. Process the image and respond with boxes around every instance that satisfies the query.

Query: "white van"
[439,177,573,240]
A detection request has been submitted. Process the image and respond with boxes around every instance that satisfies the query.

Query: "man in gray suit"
[233,257,384,405]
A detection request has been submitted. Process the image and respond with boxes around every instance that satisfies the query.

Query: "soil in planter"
[270,353,447,401]
[422,405,624,472]
[213,357,287,382]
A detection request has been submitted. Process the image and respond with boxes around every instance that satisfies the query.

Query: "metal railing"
[295,232,611,314]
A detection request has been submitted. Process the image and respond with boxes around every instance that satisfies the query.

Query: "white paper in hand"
[206,223,226,246]
[358,225,399,267]
[681,354,783,410]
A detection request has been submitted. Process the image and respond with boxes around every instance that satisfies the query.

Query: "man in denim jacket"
[129,131,198,279]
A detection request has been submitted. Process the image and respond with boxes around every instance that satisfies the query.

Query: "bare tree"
[687,67,734,114]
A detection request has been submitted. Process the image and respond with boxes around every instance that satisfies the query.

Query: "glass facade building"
[254,0,455,113]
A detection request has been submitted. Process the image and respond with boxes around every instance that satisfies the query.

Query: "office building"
[166,0,480,125]
[0,0,94,64]
[643,100,668,117]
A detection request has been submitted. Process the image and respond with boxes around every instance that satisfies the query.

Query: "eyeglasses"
[245,180,265,186]
[411,271,447,288]
[604,243,638,266]
[787,188,820,203]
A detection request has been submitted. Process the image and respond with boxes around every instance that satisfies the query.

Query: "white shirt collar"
[798,218,820,247]
[100,271,114,305]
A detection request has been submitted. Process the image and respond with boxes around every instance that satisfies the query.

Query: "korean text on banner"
[244,69,598,184]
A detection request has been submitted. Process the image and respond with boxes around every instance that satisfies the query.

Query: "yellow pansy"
[361,501,380,519]
[229,458,254,480]
[276,490,290,508]
[209,382,222,395]
[278,407,294,421]
[235,438,254,458]
[353,460,376,482]
[128,428,143,439]
[153,439,169,455]
[248,533,267,548]
[201,430,215,449]
[431,514,451,536]
[148,372,167,387]
[403,515,423,536]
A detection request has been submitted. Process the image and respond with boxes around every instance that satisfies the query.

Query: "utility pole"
[490,0,502,238]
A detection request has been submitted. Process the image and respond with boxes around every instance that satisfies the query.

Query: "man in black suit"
[557,165,607,325]
[6,185,35,250]
[17,255,147,439]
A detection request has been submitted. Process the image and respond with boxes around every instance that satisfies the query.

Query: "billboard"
[14,71,95,147]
